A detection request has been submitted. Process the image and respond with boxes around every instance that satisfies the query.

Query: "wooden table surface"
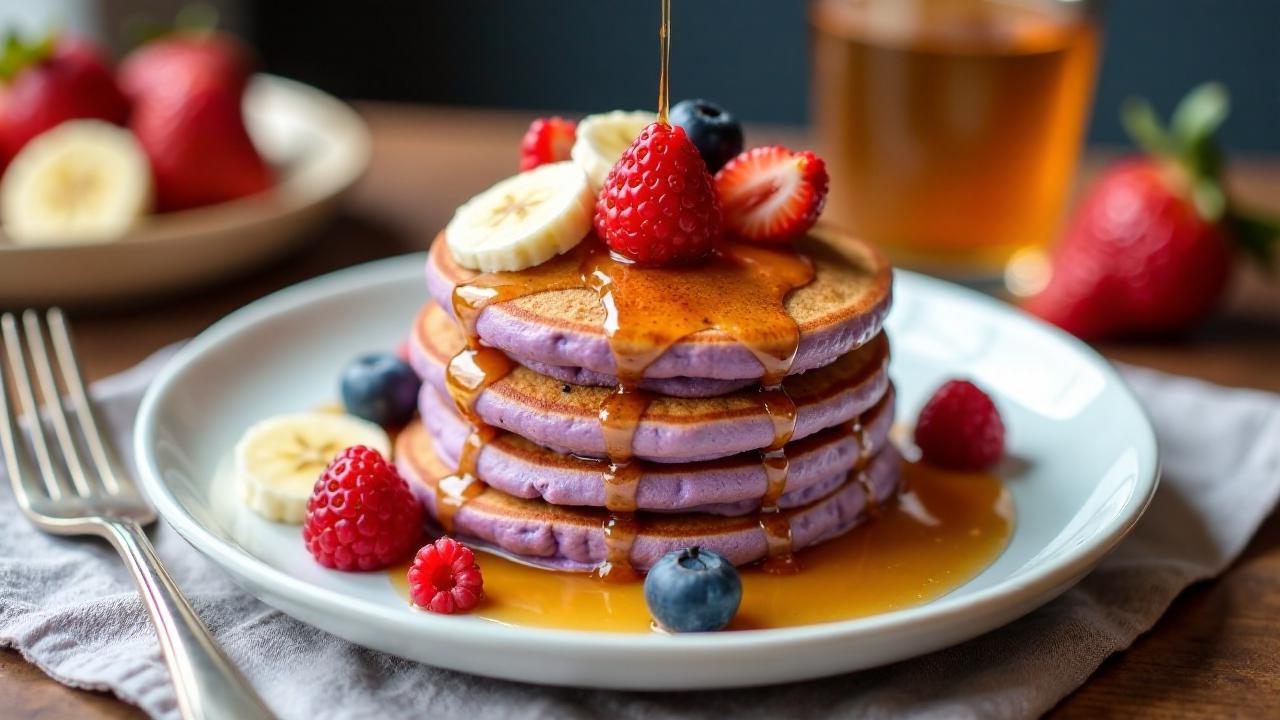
[3,104,1278,718]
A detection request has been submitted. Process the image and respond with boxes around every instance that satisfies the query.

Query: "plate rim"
[132,253,1161,655]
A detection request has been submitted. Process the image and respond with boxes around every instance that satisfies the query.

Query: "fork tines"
[0,309,129,507]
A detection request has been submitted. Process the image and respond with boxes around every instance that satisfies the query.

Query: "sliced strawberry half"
[519,116,576,171]
[714,146,829,244]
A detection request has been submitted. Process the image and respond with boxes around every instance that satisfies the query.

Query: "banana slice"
[1,119,153,245]
[236,412,392,523]
[571,110,656,191]
[444,161,594,272]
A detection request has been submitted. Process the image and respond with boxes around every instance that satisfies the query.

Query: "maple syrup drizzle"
[756,384,800,574]
[419,1,887,585]
[754,403,880,574]
[848,417,880,518]
[589,239,809,579]
[441,236,814,580]
[442,0,810,571]
[596,385,651,582]
[428,0,835,582]
[657,0,671,125]
[436,306,517,533]
[435,428,491,533]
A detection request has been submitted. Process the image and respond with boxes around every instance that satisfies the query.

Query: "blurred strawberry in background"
[119,30,251,100]
[0,7,279,246]
[0,33,129,162]
[120,27,273,211]
[1024,84,1278,340]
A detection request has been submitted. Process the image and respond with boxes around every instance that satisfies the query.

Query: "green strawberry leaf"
[1192,177,1227,223]
[123,3,220,51]
[1120,97,1171,158]
[0,29,55,82]
[1230,211,1280,269]
[174,3,221,32]
[1123,83,1275,267]
[1124,83,1234,226]
[122,15,171,48]
[1171,82,1229,180]
[1171,83,1229,152]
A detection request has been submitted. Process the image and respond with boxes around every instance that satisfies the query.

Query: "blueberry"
[340,352,421,427]
[669,99,744,173]
[644,546,742,632]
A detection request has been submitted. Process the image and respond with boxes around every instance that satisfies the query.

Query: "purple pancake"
[411,302,892,463]
[419,382,896,514]
[396,420,903,573]
[512,356,754,398]
[425,227,892,385]
[406,303,754,399]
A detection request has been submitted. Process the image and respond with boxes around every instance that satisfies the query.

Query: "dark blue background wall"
[254,1,1280,151]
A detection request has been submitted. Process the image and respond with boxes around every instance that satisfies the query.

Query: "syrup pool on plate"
[390,460,1013,632]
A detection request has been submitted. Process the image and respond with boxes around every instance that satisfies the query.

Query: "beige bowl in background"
[0,73,370,306]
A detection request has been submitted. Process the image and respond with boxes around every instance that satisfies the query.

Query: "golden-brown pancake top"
[429,226,892,345]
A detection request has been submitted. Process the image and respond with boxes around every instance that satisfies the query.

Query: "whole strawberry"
[130,82,273,211]
[120,30,272,211]
[595,122,721,264]
[303,446,423,571]
[1025,84,1277,339]
[0,34,129,159]
[118,30,252,102]
[519,116,575,171]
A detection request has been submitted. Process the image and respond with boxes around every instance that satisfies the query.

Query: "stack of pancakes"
[397,228,896,574]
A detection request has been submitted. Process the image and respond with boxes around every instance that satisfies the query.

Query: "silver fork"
[0,309,275,720]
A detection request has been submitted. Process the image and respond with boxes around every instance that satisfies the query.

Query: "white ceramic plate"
[133,256,1159,690]
[0,74,369,306]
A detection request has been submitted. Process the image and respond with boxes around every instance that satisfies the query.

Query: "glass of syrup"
[810,0,1101,282]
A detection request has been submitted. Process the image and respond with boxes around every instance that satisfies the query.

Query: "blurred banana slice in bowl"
[0,74,370,306]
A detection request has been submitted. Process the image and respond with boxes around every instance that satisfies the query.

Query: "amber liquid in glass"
[811,0,1099,275]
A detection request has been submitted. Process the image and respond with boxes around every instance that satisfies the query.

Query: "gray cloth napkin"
[2,350,1279,720]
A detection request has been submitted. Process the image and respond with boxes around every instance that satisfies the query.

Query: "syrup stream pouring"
[438,0,818,579]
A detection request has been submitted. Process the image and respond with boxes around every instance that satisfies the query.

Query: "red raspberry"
[407,537,484,614]
[914,380,1006,471]
[519,116,576,171]
[594,122,722,264]
[303,446,423,571]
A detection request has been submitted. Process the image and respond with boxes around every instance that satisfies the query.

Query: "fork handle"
[102,519,276,720]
